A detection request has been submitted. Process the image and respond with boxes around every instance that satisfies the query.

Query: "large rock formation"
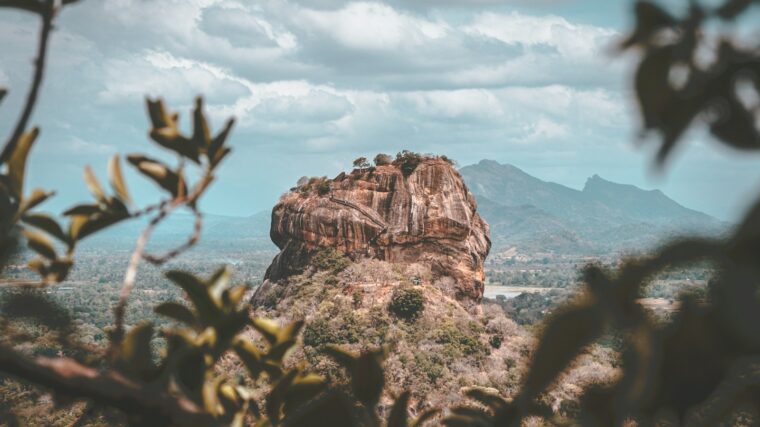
[260,156,491,302]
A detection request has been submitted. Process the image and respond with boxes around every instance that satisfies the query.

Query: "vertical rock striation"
[261,156,491,302]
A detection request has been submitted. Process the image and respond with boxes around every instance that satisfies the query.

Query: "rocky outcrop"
[259,156,491,302]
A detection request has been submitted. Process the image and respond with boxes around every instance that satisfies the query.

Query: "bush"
[434,323,487,357]
[352,157,370,170]
[302,318,337,347]
[373,153,392,166]
[316,179,331,196]
[310,248,351,273]
[388,288,425,321]
[489,334,503,349]
[394,150,423,176]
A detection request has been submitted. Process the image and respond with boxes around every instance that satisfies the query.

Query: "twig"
[109,201,177,358]
[142,207,203,265]
[0,344,218,426]
[0,1,55,166]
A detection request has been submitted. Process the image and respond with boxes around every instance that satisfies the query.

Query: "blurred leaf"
[209,118,235,168]
[352,350,385,407]
[108,155,131,204]
[119,322,155,378]
[16,188,54,217]
[21,213,68,244]
[520,303,604,400]
[175,349,207,399]
[83,166,106,202]
[716,0,754,19]
[252,318,281,345]
[62,204,101,216]
[281,390,355,427]
[266,369,299,423]
[126,155,185,198]
[203,376,225,416]
[22,229,57,260]
[68,211,129,242]
[221,286,248,308]
[464,388,507,413]
[621,0,677,49]
[387,391,410,427]
[445,407,492,426]
[284,373,326,413]
[146,98,200,163]
[8,127,38,199]
[323,345,357,369]
[192,97,211,149]
[166,270,220,325]
[411,409,441,427]
[234,338,263,380]
[155,301,197,328]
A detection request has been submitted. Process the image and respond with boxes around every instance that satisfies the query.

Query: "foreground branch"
[0,1,54,165]
[0,344,216,426]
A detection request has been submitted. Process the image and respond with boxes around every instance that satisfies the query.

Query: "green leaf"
[22,229,57,260]
[155,301,197,327]
[22,213,68,244]
[108,155,131,204]
[166,270,220,325]
[8,128,39,199]
[83,166,106,202]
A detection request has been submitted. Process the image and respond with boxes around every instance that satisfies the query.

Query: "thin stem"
[0,1,55,166]
[109,201,177,358]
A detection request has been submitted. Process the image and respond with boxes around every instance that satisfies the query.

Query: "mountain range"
[83,159,726,257]
[460,160,726,256]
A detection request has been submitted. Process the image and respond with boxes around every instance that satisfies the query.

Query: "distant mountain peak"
[459,159,724,255]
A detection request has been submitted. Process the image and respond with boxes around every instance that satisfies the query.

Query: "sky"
[2,0,760,221]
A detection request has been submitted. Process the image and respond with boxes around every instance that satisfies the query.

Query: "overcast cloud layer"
[1,0,760,220]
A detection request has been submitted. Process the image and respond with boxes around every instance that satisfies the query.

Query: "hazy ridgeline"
[2,1,760,427]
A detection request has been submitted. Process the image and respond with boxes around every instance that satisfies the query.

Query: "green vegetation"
[393,150,423,177]
[373,153,392,166]
[310,247,351,274]
[388,287,425,321]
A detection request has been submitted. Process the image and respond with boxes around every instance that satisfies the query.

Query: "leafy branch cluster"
[1,0,760,426]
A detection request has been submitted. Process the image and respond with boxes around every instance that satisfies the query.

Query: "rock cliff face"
[260,157,491,301]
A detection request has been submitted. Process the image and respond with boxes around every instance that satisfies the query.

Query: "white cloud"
[296,2,448,51]
[464,11,617,58]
